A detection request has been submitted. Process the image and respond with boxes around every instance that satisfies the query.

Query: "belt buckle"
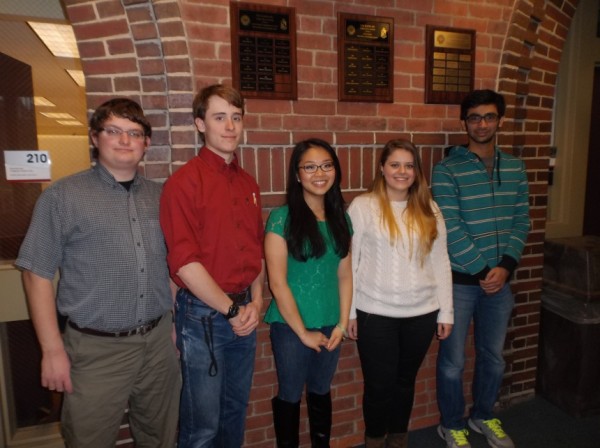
[137,324,150,336]
[136,316,160,336]
[227,288,249,305]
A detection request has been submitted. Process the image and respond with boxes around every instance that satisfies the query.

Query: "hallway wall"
[63,0,577,446]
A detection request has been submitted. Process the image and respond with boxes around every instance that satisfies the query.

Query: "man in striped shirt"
[432,90,530,448]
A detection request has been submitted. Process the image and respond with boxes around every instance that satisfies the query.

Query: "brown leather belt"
[226,288,250,305]
[68,315,162,337]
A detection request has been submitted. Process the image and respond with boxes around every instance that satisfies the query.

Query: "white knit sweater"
[348,194,453,323]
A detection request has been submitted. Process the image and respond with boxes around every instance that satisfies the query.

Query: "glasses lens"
[102,128,144,139]
[466,113,498,124]
[128,130,145,139]
[102,127,121,137]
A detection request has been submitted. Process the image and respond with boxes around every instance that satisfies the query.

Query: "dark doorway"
[583,65,600,236]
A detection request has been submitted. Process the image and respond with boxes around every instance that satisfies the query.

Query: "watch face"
[227,304,240,319]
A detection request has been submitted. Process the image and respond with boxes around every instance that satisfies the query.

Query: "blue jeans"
[270,322,340,403]
[436,283,514,429]
[176,288,257,448]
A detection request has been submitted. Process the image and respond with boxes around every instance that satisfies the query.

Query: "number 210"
[26,153,48,163]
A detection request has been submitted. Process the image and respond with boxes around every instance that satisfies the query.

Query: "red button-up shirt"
[160,147,264,292]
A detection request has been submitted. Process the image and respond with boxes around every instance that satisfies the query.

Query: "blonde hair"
[369,139,438,265]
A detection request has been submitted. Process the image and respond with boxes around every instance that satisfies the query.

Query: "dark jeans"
[270,322,340,403]
[357,309,438,437]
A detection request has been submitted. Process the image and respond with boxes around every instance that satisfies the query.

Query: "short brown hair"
[89,98,151,159]
[192,84,245,120]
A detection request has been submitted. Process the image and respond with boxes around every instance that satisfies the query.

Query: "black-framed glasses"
[465,113,499,125]
[99,127,146,140]
[298,162,335,174]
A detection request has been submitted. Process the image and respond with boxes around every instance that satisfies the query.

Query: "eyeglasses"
[465,113,499,125]
[298,162,335,174]
[99,127,146,140]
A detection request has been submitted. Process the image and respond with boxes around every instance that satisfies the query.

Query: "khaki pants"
[61,313,181,448]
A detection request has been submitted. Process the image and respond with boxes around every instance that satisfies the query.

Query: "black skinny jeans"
[357,309,438,437]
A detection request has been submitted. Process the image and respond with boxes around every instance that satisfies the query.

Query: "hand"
[300,330,329,353]
[41,348,73,394]
[348,319,358,340]
[171,321,180,358]
[436,322,453,340]
[229,302,260,337]
[326,326,344,351]
[479,267,509,295]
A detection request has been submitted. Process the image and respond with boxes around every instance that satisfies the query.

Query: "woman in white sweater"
[347,139,453,448]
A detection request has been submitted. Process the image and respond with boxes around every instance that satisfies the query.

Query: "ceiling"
[0,0,87,136]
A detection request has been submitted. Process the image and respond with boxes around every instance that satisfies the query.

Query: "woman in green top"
[265,138,352,447]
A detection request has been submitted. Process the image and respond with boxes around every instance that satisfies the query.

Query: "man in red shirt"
[160,84,265,447]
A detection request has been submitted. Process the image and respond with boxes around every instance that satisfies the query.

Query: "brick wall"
[64,0,579,446]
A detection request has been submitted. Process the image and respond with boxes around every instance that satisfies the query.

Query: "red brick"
[131,22,158,40]
[83,57,138,75]
[125,4,153,23]
[78,41,106,58]
[114,76,140,91]
[97,1,125,18]
[107,38,135,55]
[73,19,130,40]
[66,4,97,22]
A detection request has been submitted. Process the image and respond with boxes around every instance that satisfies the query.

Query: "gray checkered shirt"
[16,163,172,331]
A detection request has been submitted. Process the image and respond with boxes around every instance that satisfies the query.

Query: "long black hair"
[285,138,351,261]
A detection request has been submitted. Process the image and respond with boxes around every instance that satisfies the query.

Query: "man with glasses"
[16,98,180,447]
[431,90,530,448]
[159,84,265,447]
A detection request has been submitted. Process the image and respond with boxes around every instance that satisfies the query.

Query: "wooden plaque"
[338,13,394,103]
[230,2,297,100]
[425,25,475,104]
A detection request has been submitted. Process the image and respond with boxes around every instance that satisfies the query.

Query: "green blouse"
[264,205,350,329]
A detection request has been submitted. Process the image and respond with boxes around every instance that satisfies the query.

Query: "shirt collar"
[198,146,240,173]
[93,162,141,188]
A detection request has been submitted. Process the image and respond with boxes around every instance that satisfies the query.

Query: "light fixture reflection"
[27,22,80,59]
[56,120,84,126]
[41,112,75,119]
[66,69,86,87]
[34,97,56,107]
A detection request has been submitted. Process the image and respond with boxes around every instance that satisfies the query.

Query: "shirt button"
[140,268,145,273]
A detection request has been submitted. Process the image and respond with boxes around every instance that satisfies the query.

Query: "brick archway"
[64,0,195,180]
[62,0,581,445]
[495,0,579,405]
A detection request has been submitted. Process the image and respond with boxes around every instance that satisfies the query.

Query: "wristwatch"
[225,303,240,320]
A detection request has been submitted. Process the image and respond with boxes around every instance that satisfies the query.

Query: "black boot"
[272,397,300,448]
[306,392,332,448]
